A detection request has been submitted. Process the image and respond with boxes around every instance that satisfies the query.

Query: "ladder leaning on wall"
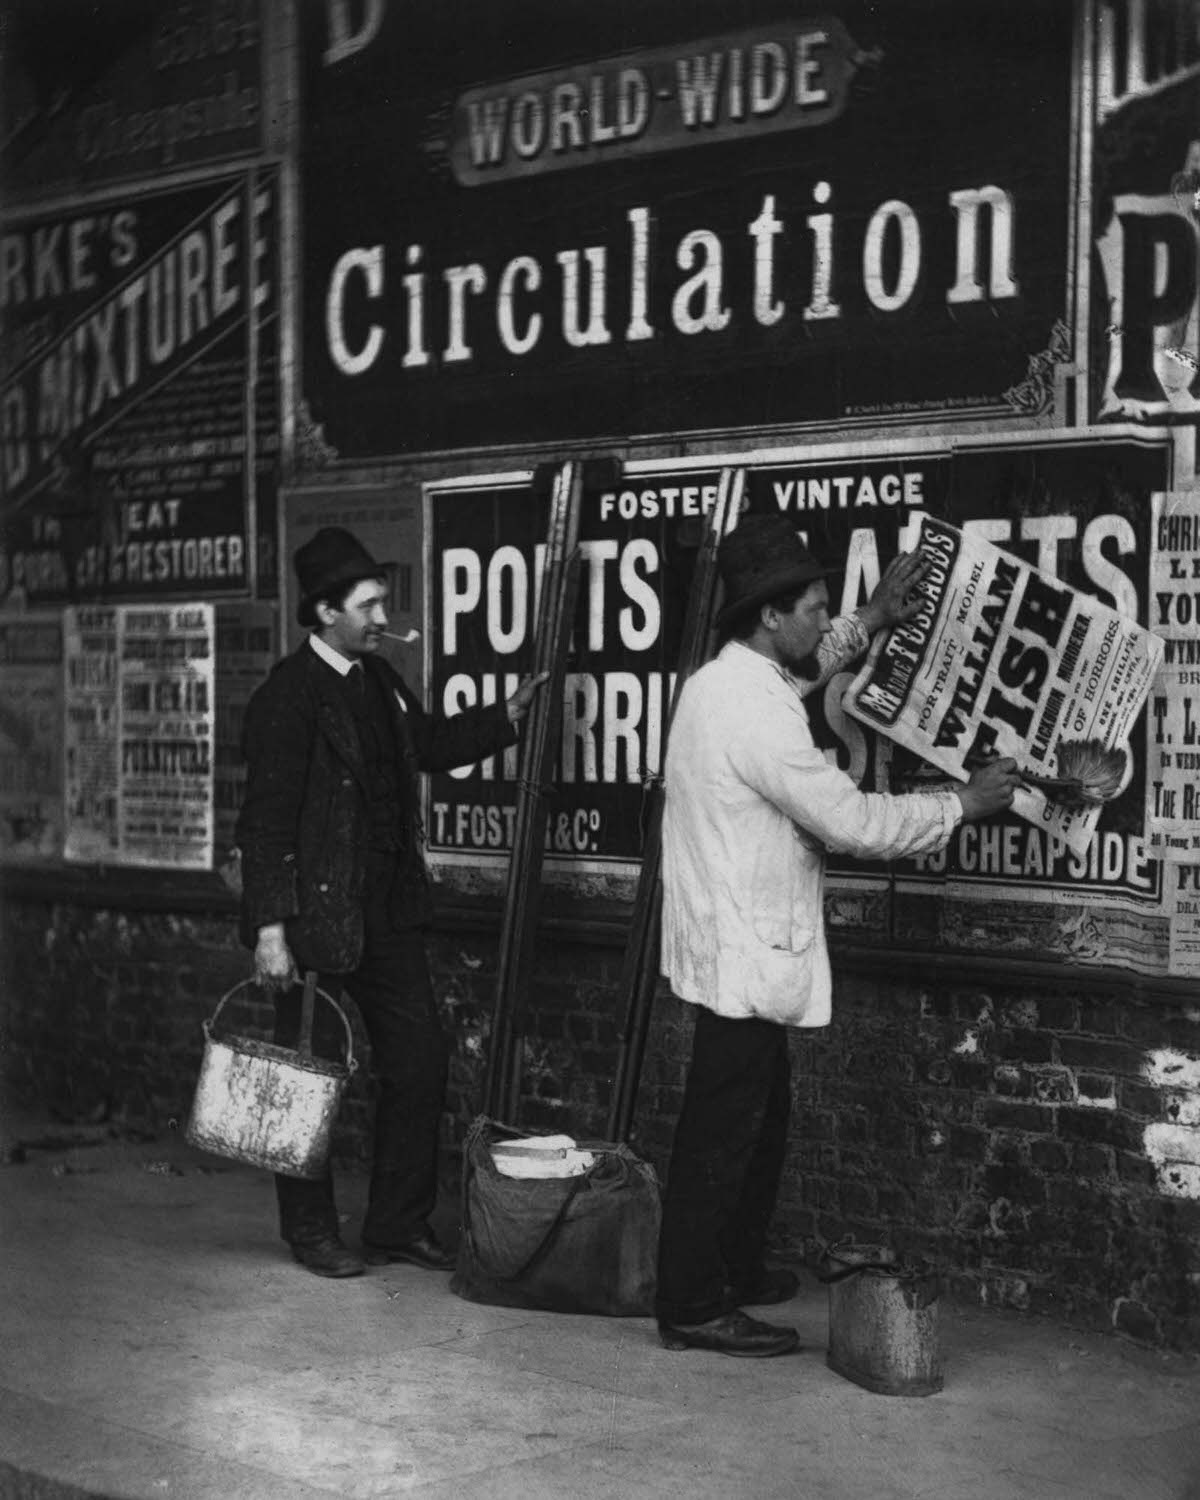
[607,467,744,1143]
[482,458,584,1125]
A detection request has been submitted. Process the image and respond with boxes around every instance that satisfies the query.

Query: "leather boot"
[290,1235,365,1278]
[658,1310,800,1357]
[276,1173,362,1277]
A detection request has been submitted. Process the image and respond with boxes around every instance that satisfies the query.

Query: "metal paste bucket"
[186,973,357,1179]
[821,1242,944,1397]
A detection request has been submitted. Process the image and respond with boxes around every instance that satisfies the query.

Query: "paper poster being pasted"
[843,515,1163,857]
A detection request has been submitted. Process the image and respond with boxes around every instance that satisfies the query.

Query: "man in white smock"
[656,513,1020,1357]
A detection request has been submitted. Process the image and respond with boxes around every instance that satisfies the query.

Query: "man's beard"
[793,652,821,681]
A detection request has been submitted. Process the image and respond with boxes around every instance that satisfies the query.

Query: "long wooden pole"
[607,468,744,1143]
[484,460,583,1122]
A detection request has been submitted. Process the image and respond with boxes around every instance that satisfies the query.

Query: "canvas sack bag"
[451,1116,661,1316]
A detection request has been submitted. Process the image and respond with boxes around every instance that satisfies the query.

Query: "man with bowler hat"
[655,513,1020,1356]
[236,527,545,1277]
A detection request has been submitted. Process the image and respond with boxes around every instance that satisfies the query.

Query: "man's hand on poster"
[506,672,551,726]
[955,757,1022,820]
[254,922,298,992]
[859,551,932,634]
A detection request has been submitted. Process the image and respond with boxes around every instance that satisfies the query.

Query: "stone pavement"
[1,1112,1198,1500]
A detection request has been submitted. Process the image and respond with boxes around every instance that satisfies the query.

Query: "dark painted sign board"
[301,0,1075,456]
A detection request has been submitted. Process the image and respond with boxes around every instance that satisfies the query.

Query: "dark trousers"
[655,1005,792,1326]
[274,856,449,1248]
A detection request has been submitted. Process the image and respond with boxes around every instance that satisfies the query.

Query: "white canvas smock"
[661,629,961,1029]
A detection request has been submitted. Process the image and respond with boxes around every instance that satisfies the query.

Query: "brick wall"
[0,898,377,1161]
[430,926,624,1144]
[4,889,1199,1349]
[633,971,1200,1351]
[0,895,621,1170]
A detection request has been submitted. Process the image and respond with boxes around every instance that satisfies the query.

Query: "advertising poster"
[1167,864,1200,979]
[0,614,63,861]
[302,0,1073,456]
[1146,492,1200,860]
[0,173,279,606]
[425,436,1172,944]
[63,606,120,861]
[843,514,1164,858]
[118,603,215,869]
[63,603,215,868]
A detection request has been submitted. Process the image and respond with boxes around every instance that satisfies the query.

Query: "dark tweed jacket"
[236,644,515,973]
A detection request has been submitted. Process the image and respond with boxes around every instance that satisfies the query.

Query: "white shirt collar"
[720,637,802,692]
[308,633,359,677]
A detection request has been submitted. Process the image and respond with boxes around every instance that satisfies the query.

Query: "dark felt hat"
[715,513,834,628]
[294,527,390,625]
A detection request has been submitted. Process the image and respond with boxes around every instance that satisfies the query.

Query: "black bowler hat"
[294,527,391,625]
[715,513,834,629]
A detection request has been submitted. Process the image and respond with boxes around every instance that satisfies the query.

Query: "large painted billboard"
[301,0,1076,456]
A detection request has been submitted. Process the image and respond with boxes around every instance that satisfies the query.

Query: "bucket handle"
[812,1242,940,1293]
[816,1258,900,1285]
[817,1256,943,1311]
[203,972,358,1074]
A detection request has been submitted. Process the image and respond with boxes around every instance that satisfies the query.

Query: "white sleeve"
[730,693,961,861]
[799,612,871,699]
